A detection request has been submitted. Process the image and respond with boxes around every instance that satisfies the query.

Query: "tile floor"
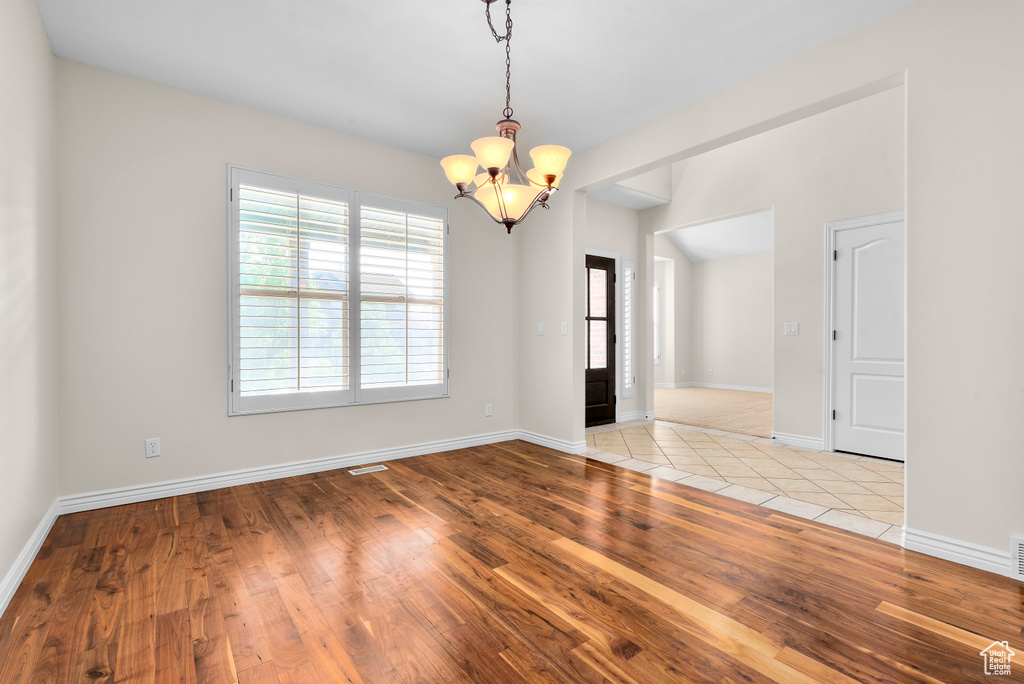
[585,420,905,542]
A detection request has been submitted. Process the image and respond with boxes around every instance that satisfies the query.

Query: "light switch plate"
[537,322,544,335]
[785,322,800,335]
[561,322,567,335]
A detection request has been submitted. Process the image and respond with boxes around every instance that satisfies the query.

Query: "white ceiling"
[666,210,774,262]
[35,0,916,160]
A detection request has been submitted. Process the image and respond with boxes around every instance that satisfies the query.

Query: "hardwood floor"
[0,440,1020,683]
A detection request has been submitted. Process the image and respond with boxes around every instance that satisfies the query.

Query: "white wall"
[690,252,773,391]
[55,61,520,495]
[521,0,1024,556]
[584,198,640,417]
[0,0,59,581]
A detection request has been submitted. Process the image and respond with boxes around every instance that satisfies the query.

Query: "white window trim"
[226,165,449,416]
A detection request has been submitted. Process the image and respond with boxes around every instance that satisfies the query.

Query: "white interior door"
[832,217,905,461]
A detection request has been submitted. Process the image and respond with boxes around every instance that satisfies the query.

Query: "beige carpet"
[655,387,773,438]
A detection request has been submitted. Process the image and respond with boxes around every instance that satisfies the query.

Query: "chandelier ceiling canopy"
[440,0,571,233]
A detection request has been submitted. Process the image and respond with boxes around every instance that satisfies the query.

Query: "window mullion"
[350,192,362,402]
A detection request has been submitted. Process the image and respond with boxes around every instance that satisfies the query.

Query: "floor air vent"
[1013,535,1024,581]
[349,464,388,476]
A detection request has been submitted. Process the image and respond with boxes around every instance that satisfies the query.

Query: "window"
[622,258,635,398]
[653,280,661,365]
[228,166,448,415]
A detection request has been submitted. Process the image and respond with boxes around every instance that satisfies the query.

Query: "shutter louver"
[360,206,445,389]
[238,184,349,396]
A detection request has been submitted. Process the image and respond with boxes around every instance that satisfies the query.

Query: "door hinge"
[833,330,836,341]
[230,187,233,201]
[832,410,836,420]
[614,334,617,343]
[231,378,234,392]
[447,369,450,379]
[614,395,617,405]
[833,249,837,261]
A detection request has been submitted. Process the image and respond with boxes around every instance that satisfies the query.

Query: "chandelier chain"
[486,0,514,120]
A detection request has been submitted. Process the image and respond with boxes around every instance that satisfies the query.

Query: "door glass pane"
[589,320,607,369]
[585,307,590,369]
[589,268,607,318]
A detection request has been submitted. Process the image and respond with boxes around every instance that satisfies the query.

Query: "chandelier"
[440,0,571,234]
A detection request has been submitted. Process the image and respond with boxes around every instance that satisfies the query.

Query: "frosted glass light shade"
[440,155,479,186]
[527,167,561,189]
[471,136,515,171]
[529,145,572,176]
[474,183,540,221]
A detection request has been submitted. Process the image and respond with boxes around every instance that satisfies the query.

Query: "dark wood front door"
[585,255,616,427]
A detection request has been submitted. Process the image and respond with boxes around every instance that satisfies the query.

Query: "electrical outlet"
[145,437,161,458]
[708,369,713,376]
[537,322,544,335]
[485,403,493,417]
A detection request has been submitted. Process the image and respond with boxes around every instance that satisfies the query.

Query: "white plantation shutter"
[229,168,448,415]
[622,258,635,399]
[358,195,446,401]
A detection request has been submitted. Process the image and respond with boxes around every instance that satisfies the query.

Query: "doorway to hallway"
[826,212,906,462]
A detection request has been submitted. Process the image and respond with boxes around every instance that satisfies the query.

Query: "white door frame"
[586,248,625,424]
[823,210,906,452]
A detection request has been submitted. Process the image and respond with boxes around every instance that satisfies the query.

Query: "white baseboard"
[771,432,825,451]
[904,527,1012,578]
[0,497,60,617]
[518,430,588,455]
[60,429,522,514]
[618,410,655,422]
[654,383,685,389]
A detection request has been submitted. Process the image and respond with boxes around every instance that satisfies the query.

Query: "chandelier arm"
[490,178,509,219]
[514,190,554,223]
[453,192,508,225]
[509,142,527,184]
